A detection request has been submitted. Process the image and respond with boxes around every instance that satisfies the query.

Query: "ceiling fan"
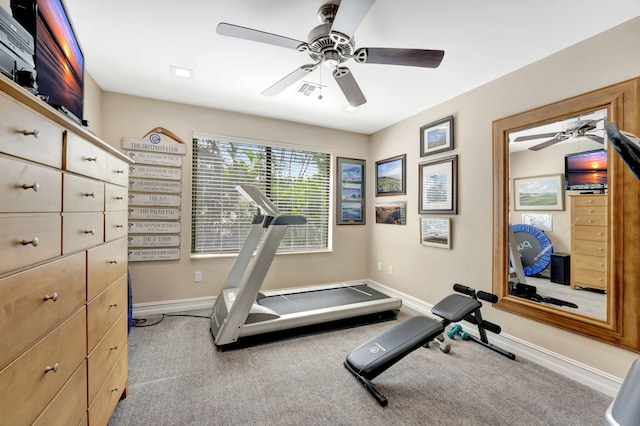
[216,0,445,108]
[513,118,605,151]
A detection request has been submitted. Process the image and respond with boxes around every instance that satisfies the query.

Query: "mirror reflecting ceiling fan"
[216,0,445,107]
[513,118,605,151]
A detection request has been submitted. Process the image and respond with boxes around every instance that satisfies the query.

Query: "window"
[192,133,332,255]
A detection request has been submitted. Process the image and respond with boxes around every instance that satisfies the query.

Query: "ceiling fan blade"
[586,135,605,143]
[513,132,559,142]
[217,23,304,50]
[329,0,375,44]
[333,67,367,107]
[529,138,562,151]
[354,47,445,68]
[262,65,316,97]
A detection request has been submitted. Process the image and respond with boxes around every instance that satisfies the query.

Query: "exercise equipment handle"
[477,291,498,303]
[453,283,474,296]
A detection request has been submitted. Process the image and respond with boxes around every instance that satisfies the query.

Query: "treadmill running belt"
[257,285,390,315]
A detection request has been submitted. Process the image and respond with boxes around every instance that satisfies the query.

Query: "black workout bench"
[344,284,515,406]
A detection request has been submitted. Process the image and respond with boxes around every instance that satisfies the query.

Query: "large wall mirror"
[492,77,640,352]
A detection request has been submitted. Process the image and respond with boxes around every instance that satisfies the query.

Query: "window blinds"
[191,134,332,255]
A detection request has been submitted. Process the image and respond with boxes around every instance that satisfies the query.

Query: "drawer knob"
[115,170,125,174]
[85,229,96,235]
[115,224,124,228]
[44,363,59,373]
[110,345,119,351]
[85,156,98,162]
[21,182,40,192]
[21,237,39,247]
[109,259,118,264]
[84,192,96,198]
[588,219,594,223]
[588,199,594,203]
[116,196,124,200]
[588,209,594,212]
[44,293,58,302]
[109,302,119,308]
[20,128,40,138]
[111,386,120,392]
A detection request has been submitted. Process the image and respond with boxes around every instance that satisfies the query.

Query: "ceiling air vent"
[298,81,325,96]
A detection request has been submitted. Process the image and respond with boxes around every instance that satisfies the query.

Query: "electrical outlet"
[194,271,202,283]
[388,265,393,275]
[377,262,382,272]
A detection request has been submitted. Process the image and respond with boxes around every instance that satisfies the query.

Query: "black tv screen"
[564,149,608,191]
[11,0,84,122]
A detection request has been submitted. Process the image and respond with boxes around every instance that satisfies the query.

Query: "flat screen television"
[564,149,608,191]
[11,0,84,123]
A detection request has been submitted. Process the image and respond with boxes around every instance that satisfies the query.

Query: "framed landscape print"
[513,174,564,211]
[420,115,454,157]
[376,154,406,196]
[336,157,365,224]
[419,155,458,214]
[420,217,451,249]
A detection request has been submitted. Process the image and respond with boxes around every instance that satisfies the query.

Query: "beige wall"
[368,16,640,379]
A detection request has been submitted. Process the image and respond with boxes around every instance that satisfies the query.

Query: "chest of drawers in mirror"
[0,75,132,425]
[570,194,608,291]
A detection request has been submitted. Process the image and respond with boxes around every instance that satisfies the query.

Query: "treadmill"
[210,185,402,348]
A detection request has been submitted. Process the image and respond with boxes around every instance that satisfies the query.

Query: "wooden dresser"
[0,74,132,425]
[570,194,608,291]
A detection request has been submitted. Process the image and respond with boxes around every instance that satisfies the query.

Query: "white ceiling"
[63,0,640,135]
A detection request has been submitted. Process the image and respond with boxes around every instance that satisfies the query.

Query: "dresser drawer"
[0,92,63,168]
[87,275,127,352]
[63,173,105,212]
[572,253,606,272]
[0,307,86,426]
[62,212,104,254]
[0,252,85,370]
[105,183,128,211]
[572,238,607,257]
[64,132,107,181]
[88,346,127,426]
[106,154,129,186]
[32,361,88,426]
[572,225,606,242]
[87,238,128,300]
[573,205,606,217]
[573,214,606,227]
[0,213,61,275]
[572,268,606,290]
[88,312,127,403]
[572,194,606,207]
[0,155,62,213]
[105,212,128,242]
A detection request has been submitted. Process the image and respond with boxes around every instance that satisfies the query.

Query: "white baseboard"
[366,280,622,397]
[132,281,622,397]
[133,296,215,316]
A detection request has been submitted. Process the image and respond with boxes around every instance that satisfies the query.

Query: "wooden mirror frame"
[492,77,640,352]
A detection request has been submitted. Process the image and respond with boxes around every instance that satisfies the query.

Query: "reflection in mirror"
[508,109,608,321]
[492,77,640,352]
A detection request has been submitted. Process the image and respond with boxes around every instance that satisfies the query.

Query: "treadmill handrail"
[237,185,280,217]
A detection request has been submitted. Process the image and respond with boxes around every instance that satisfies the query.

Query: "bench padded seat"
[345,316,444,380]
[431,294,481,322]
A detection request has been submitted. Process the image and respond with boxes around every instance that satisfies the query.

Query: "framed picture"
[375,154,406,196]
[375,201,406,225]
[420,217,451,249]
[513,174,564,211]
[419,155,458,214]
[336,157,365,225]
[420,115,454,157]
